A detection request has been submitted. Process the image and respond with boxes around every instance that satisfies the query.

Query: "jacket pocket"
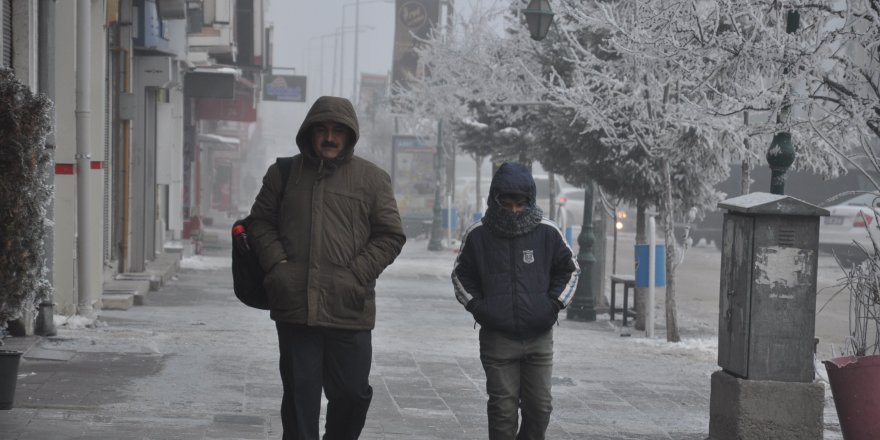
[264,262,308,314]
[328,264,369,320]
[519,293,559,333]
[474,295,514,332]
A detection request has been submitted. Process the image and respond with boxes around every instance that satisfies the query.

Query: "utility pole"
[428,121,445,251]
[75,0,95,318]
[352,0,360,102]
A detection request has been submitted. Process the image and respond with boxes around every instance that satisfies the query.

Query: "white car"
[455,174,567,226]
[819,192,880,265]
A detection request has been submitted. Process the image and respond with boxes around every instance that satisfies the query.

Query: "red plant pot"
[824,355,880,439]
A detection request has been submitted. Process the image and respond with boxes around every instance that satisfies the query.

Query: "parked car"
[533,174,565,224]
[682,163,879,251]
[557,188,584,231]
[556,187,633,233]
[819,192,880,265]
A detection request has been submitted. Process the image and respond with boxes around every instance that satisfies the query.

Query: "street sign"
[263,74,307,102]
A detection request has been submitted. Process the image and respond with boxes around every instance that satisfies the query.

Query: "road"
[599,231,852,361]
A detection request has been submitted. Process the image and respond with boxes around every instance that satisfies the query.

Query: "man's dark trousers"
[276,322,373,440]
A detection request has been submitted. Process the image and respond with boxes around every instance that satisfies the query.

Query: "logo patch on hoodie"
[523,250,535,264]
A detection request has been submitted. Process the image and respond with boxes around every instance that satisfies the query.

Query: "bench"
[609,274,636,327]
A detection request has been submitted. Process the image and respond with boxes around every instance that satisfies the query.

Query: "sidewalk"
[0,233,842,439]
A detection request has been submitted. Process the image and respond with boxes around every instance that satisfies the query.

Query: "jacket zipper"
[510,236,519,335]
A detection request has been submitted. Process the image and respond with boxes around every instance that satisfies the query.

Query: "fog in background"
[261,4,504,147]
[238,1,514,210]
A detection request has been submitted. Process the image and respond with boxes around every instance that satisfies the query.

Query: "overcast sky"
[266,0,507,101]
[258,0,510,168]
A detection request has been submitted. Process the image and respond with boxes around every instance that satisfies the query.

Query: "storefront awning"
[185,67,240,99]
[197,133,240,149]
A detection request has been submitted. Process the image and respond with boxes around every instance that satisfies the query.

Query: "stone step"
[104,279,151,295]
[115,272,162,291]
[101,293,134,310]
[103,279,150,307]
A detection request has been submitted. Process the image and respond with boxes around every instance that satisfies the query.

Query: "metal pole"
[352,0,360,102]
[428,121,445,251]
[319,37,325,95]
[568,182,597,321]
[332,32,339,95]
[339,8,346,96]
[447,193,452,245]
[768,10,799,195]
[76,0,95,318]
[38,0,57,336]
[647,215,656,338]
[39,0,56,283]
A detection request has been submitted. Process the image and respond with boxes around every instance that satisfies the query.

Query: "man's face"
[311,122,350,160]
[498,194,528,213]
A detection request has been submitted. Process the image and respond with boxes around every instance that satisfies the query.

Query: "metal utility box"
[716,193,829,383]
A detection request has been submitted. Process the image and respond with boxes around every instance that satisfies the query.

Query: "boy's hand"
[552,298,564,310]
[465,298,482,313]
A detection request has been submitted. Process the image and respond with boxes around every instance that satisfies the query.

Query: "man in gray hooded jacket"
[248,96,406,439]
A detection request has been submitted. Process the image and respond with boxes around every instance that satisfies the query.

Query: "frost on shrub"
[0,68,53,326]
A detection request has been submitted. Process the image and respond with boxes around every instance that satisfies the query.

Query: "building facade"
[3,0,269,327]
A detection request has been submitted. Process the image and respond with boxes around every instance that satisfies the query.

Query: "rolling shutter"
[1,0,12,67]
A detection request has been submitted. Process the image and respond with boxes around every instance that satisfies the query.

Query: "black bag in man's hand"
[230,157,294,310]
[231,219,270,309]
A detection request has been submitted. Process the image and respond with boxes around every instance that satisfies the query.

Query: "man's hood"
[295,96,360,160]
[487,162,537,209]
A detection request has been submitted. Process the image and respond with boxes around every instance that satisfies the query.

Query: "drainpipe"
[76,0,95,318]
[111,41,132,273]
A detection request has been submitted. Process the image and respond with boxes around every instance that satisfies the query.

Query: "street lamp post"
[523,1,596,321]
[310,26,373,97]
[768,10,800,195]
[340,0,393,100]
[568,182,597,321]
[308,33,337,95]
[353,0,360,101]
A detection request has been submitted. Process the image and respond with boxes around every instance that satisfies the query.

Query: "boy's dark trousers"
[479,327,554,440]
[276,322,373,440]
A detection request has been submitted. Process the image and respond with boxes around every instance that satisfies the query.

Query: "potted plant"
[0,68,53,409]
[823,195,880,440]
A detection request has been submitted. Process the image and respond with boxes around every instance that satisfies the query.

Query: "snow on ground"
[180,255,231,270]
[53,314,98,329]
[627,333,719,359]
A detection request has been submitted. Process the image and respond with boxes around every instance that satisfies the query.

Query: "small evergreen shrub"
[0,68,53,327]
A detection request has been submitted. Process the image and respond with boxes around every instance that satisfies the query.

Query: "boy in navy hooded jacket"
[452,162,579,439]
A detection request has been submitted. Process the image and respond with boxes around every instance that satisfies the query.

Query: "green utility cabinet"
[716,193,829,383]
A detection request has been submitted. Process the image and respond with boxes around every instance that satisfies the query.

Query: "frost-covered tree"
[530,0,865,341]
[534,0,752,340]
[399,0,869,340]
[0,69,54,328]
[805,0,880,184]
[393,5,546,233]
